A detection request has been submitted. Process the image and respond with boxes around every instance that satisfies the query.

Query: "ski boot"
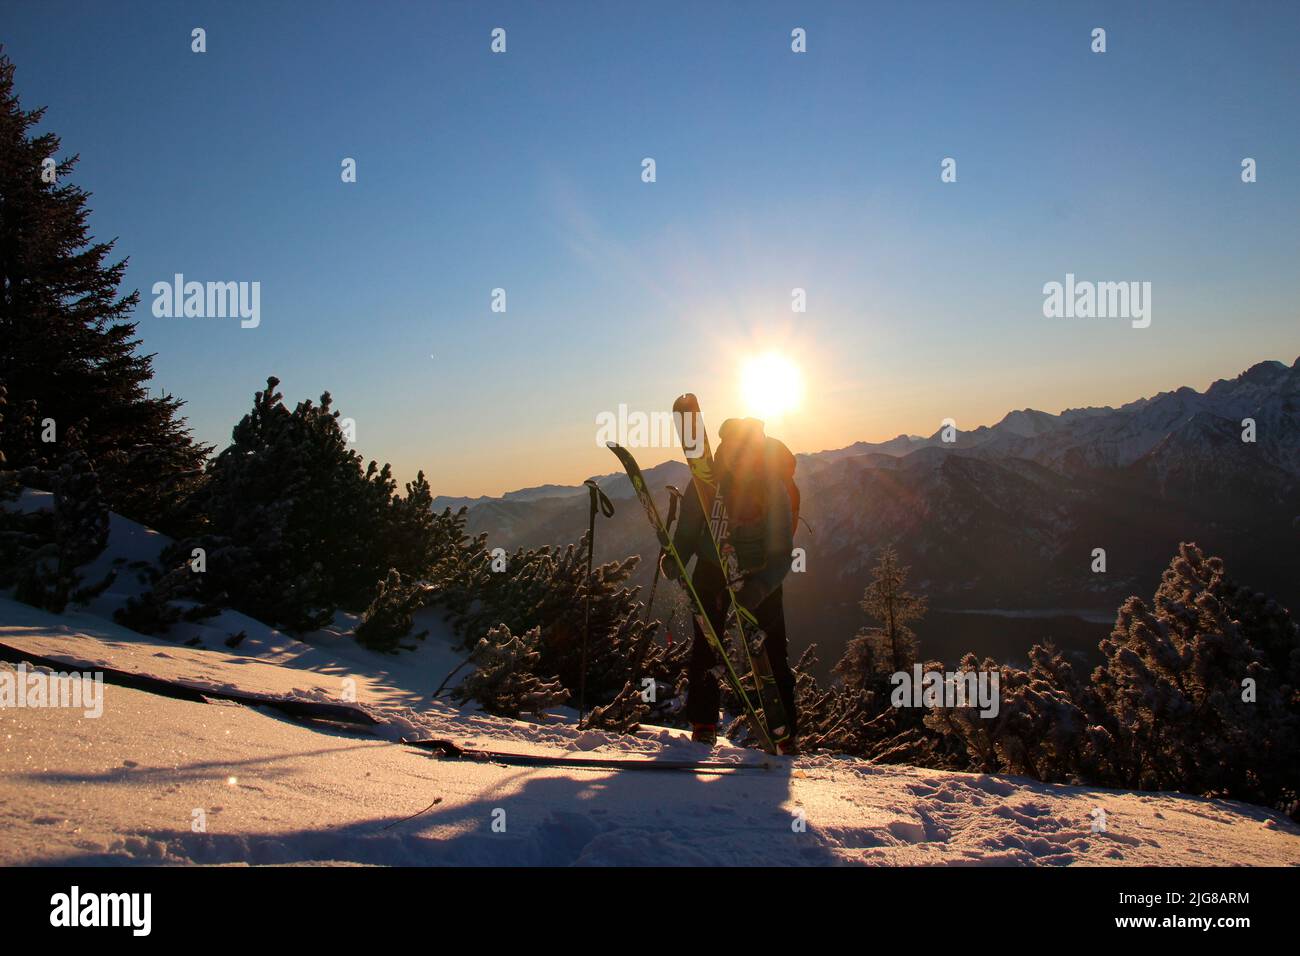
[691,723,718,745]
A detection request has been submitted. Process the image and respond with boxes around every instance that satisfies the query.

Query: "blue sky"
[6,1,1297,494]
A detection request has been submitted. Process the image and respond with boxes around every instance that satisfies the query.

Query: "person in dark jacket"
[663,417,799,749]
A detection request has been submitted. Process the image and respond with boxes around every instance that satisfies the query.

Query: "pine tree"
[52,444,109,570]
[186,377,396,630]
[387,470,440,578]
[355,568,431,652]
[0,385,12,500]
[12,444,109,612]
[334,458,399,604]
[0,52,209,531]
[456,624,569,719]
[580,680,650,734]
[1094,542,1300,809]
[914,544,1300,816]
[0,385,51,590]
[857,546,927,673]
[424,522,690,725]
[923,646,1117,783]
[793,645,866,753]
[797,547,931,756]
[438,532,684,708]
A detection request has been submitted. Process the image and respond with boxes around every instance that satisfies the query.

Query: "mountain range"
[434,358,1300,673]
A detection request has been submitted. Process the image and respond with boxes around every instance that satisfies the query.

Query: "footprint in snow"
[887,819,929,843]
[968,775,1016,797]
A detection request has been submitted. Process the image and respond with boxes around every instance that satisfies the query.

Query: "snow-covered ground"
[2,495,1299,866]
[5,490,466,706]
[3,599,1299,866]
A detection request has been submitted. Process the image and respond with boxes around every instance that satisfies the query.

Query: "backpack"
[716,418,800,530]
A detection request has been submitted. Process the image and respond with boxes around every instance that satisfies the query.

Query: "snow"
[4,493,1298,866]
[3,598,1299,866]
[2,489,468,706]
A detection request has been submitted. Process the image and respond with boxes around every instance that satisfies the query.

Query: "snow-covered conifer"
[355,569,432,652]
[456,624,568,719]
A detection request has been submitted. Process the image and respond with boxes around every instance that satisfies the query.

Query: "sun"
[739,351,804,421]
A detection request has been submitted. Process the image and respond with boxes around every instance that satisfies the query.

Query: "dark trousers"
[687,561,798,737]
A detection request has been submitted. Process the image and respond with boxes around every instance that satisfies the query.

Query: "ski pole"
[579,478,615,719]
[644,484,682,622]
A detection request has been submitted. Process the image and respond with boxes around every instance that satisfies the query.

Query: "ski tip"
[402,737,464,757]
[672,393,700,413]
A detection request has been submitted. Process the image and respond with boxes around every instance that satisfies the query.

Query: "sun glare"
[740,352,804,421]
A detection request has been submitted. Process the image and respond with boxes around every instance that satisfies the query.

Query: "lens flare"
[740,352,803,421]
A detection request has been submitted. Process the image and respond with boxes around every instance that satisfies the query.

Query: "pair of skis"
[606,397,793,755]
[403,737,772,774]
[672,394,793,751]
[0,640,381,727]
[607,442,778,752]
